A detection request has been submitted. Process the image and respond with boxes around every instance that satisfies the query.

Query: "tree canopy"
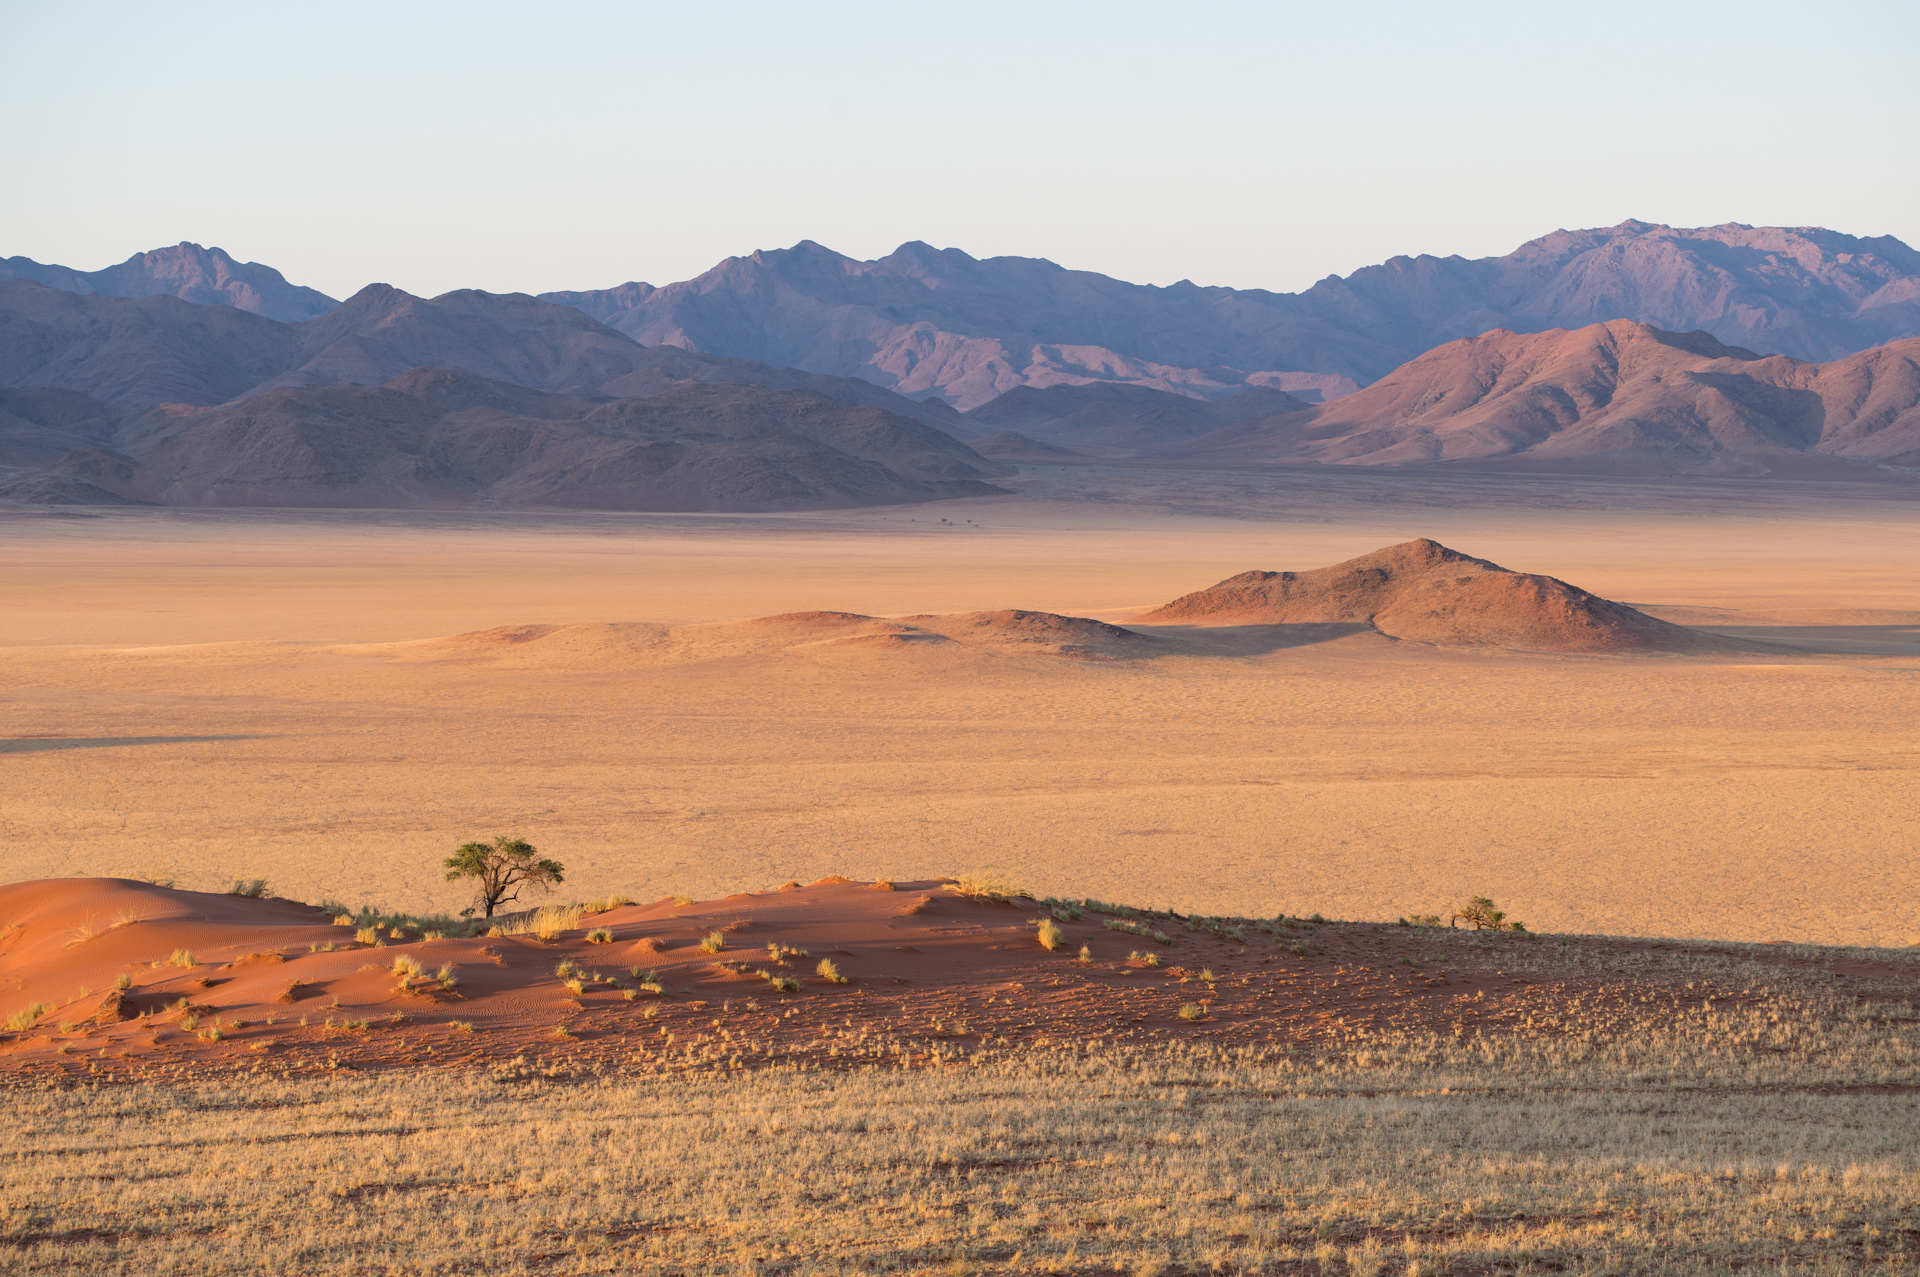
[443,835,565,919]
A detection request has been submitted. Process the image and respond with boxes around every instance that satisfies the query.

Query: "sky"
[5,0,1917,302]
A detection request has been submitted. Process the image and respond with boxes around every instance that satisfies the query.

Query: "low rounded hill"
[1132,538,1758,654]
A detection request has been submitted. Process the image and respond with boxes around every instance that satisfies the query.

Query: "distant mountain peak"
[0,242,338,321]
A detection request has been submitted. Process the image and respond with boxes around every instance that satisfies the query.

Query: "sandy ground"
[7,876,1914,1083]
[4,465,1919,947]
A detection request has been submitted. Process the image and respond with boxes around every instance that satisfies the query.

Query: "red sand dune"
[3,876,1891,1084]
[1133,538,1759,654]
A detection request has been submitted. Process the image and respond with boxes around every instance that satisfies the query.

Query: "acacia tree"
[443,835,565,919]
[1451,896,1527,933]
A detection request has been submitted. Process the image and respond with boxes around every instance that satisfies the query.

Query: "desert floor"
[5,464,1919,946]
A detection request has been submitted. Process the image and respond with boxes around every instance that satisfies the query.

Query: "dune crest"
[1133,538,1755,654]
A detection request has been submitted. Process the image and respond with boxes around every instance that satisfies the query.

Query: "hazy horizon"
[5,1,1917,302]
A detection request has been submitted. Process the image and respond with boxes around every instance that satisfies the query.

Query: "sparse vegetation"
[815,958,848,984]
[585,927,613,944]
[1076,943,1093,965]
[697,930,725,954]
[4,1001,51,1033]
[165,948,195,968]
[1178,1003,1207,1020]
[1037,917,1066,951]
[355,927,380,945]
[1105,917,1172,945]
[948,866,1031,902]
[441,835,565,919]
[227,878,270,898]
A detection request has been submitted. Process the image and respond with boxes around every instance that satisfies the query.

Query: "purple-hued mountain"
[543,222,1920,407]
[0,242,338,323]
[0,281,1006,512]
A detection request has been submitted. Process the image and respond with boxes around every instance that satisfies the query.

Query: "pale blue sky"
[5,0,1916,300]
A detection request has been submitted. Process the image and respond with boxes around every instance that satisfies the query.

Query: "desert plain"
[6,463,1920,1276]
[5,463,1919,947]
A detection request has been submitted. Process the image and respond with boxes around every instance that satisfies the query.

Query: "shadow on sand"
[1127,622,1380,656]
[1690,626,1920,657]
[0,735,259,754]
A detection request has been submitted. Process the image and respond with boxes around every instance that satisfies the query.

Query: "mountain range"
[3,221,1919,508]
[10,222,1917,410]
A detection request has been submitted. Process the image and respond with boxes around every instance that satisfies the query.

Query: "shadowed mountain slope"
[0,280,975,448]
[1133,539,1756,654]
[962,382,1312,455]
[0,280,304,410]
[1156,323,1920,474]
[0,242,337,322]
[0,367,1007,512]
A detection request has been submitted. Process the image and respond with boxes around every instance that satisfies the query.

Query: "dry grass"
[949,866,1031,902]
[5,994,1919,1274]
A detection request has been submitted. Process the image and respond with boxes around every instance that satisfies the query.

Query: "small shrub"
[697,931,725,954]
[198,1026,223,1042]
[168,948,196,968]
[949,866,1030,902]
[1144,952,1161,968]
[586,928,614,944]
[816,958,848,984]
[1106,918,1172,945]
[622,989,639,1002]
[331,914,354,927]
[180,1013,201,1031]
[1037,918,1066,952]
[391,955,424,981]
[671,895,695,907]
[228,878,270,898]
[1199,968,1216,983]
[113,973,132,990]
[1178,1004,1206,1021]
[436,964,459,991]
[1076,944,1093,965]
[355,927,380,945]
[110,906,140,929]
[564,977,586,995]
[4,1001,51,1032]
[1401,914,1442,927]
[769,976,800,993]
[450,1020,475,1033]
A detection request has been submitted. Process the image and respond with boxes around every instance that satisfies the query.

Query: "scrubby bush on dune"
[1037,917,1066,951]
[949,866,1031,902]
[1452,896,1527,933]
[442,835,565,920]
